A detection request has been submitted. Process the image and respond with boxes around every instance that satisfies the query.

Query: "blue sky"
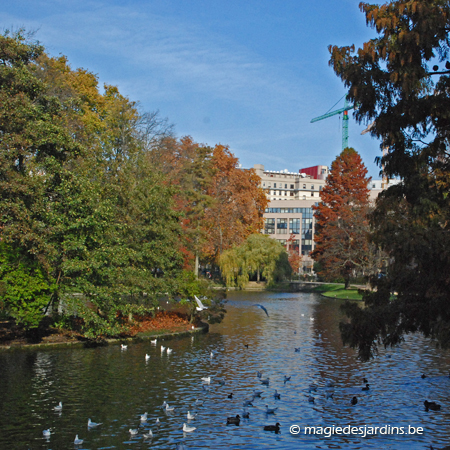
[4,0,384,178]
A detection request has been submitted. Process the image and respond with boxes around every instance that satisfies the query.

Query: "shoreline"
[0,323,209,353]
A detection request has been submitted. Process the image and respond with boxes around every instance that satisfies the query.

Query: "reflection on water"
[1,291,450,449]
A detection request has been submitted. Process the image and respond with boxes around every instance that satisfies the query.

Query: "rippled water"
[1,291,450,449]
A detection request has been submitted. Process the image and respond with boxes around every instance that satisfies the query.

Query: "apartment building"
[253,163,396,274]
[253,164,328,273]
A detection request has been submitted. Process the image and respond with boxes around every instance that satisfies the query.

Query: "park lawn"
[312,284,364,301]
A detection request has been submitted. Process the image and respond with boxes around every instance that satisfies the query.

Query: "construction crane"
[310,95,355,151]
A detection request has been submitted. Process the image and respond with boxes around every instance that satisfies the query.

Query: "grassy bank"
[311,283,364,301]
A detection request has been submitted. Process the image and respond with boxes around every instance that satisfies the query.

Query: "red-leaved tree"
[312,148,371,288]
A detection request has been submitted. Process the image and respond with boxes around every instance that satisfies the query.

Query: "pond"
[1,291,450,449]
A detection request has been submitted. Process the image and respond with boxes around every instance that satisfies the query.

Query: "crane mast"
[310,96,354,150]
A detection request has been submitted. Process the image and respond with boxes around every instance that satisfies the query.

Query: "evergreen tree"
[329,0,450,359]
[312,148,371,289]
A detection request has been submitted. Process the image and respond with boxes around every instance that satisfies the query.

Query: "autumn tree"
[148,136,215,273]
[312,148,371,289]
[203,145,268,262]
[328,0,450,359]
[219,234,291,288]
[148,140,267,272]
[286,234,302,276]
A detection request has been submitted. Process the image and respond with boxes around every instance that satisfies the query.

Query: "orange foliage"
[128,311,191,335]
[202,145,268,261]
[149,137,268,266]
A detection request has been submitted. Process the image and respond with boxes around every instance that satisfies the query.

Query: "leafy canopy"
[329,1,450,359]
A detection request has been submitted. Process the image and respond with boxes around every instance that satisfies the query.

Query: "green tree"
[329,0,450,359]
[312,148,371,289]
[0,242,56,329]
[219,234,292,288]
[0,31,191,336]
[0,30,83,329]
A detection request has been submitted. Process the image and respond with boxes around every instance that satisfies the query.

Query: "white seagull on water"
[183,423,196,432]
[265,404,278,414]
[88,418,102,427]
[143,430,153,439]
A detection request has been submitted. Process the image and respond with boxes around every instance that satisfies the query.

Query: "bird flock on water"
[38,302,448,449]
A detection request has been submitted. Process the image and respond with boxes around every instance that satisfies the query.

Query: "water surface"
[1,291,450,449]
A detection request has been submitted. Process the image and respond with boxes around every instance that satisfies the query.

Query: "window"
[302,217,313,252]
[311,185,314,190]
[290,184,294,189]
[303,195,306,200]
[303,184,306,189]
[311,192,314,196]
[274,183,277,188]
[265,218,275,234]
[277,218,288,234]
[285,184,287,189]
[279,191,282,196]
[289,218,300,234]
[263,182,265,187]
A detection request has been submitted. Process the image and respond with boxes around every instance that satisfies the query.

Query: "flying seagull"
[194,295,208,311]
[253,304,269,317]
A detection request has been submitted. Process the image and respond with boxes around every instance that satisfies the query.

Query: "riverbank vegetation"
[0,30,263,340]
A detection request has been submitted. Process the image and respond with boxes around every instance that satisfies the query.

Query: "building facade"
[254,164,328,273]
[254,163,393,274]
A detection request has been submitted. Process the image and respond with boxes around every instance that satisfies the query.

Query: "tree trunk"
[344,276,350,290]
[195,253,199,280]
